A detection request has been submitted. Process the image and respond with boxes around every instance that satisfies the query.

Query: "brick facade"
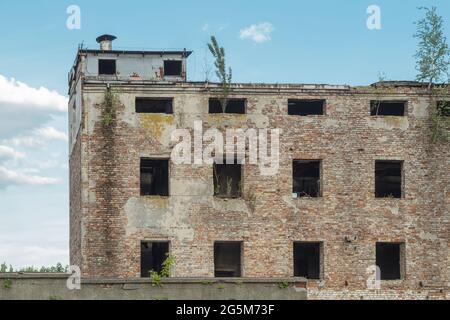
[69,80,449,300]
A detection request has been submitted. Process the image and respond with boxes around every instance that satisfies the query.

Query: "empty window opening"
[164,60,182,76]
[214,242,242,277]
[98,59,116,75]
[294,242,322,279]
[141,241,169,278]
[437,101,450,116]
[376,243,404,280]
[136,98,173,114]
[140,159,169,196]
[209,99,246,114]
[213,162,242,198]
[370,101,406,116]
[293,160,321,198]
[375,161,403,198]
[288,99,325,116]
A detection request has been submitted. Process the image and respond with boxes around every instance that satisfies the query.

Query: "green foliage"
[0,262,68,273]
[278,281,290,289]
[150,254,175,287]
[2,279,12,289]
[208,36,232,112]
[414,7,450,88]
[0,263,13,273]
[217,284,225,290]
[49,295,63,300]
[150,271,162,287]
[101,87,120,127]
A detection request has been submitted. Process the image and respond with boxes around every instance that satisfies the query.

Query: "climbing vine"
[430,85,450,143]
[101,86,120,127]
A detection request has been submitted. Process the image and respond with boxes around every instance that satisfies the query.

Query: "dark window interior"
[437,101,450,116]
[140,159,169,196]
[141,242,169,277]
[164,60,182,76]
[293,160,321,198]
[288,99,325,116]
[98,59,116,75]
[375,161,402,198]
[294,242,321,279]
[376,243,402,280]
[370,101,406,116]
[209,99,246,114]
[213,162,242,198]
[214,242,242,277]
[136,98,173,114]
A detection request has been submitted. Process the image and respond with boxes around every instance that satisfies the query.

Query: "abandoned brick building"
[69,35,449,299]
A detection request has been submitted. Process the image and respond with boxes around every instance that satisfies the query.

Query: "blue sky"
[0,0,449,268]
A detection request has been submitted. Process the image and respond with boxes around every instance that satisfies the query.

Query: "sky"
[0,0,449,268]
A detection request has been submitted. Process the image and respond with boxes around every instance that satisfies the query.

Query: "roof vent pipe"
[96,34,117,51]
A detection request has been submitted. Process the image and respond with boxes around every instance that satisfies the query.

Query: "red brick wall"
[71,83,449,299]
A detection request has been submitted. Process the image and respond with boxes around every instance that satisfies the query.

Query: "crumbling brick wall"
[69,132,82,268]
[70,82,449,299]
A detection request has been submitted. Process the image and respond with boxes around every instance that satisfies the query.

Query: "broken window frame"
[370,101,407,116]
[98,59,117,76]
[135,97,174,114]
[376,242,405,281]
[213,158,243,199]
[375,160,404,199]
[293,160,322,198]
[293,242,323,280]
[140,241,170,278]
[163,60,183,77]
[214,241,243,278]
[140,158,170,197]
[288,99,326,116]
[209,98,247,114]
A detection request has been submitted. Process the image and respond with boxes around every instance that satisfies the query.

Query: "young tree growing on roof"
[208,36,232,113]
[414,7,450,143]
[414,6,450,89]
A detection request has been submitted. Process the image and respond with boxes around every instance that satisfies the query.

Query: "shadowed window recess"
[375,161,403,198]
[141,242,170,277]
[294,242,322,279]
[140,159,169,196]
[376,243,404,280]
[370,101,406,116]
[214,242,242,277]
[209,98,246,114]
[98,59,116,75]
[164,60,183,76]
[293,160,322,198]
[136,98,173,114]
[437,101,450,116]
[288,99,325,116]
[213,161,242,198]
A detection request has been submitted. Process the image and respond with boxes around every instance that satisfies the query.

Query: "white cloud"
[0,145,25,162]
[0,75,68,138]
[7,126,68,148]
[0,75,67,112]
[240,22,274,43]
[0,166,61,189]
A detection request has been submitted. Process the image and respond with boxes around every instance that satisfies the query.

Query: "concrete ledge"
[0,274,307,300]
